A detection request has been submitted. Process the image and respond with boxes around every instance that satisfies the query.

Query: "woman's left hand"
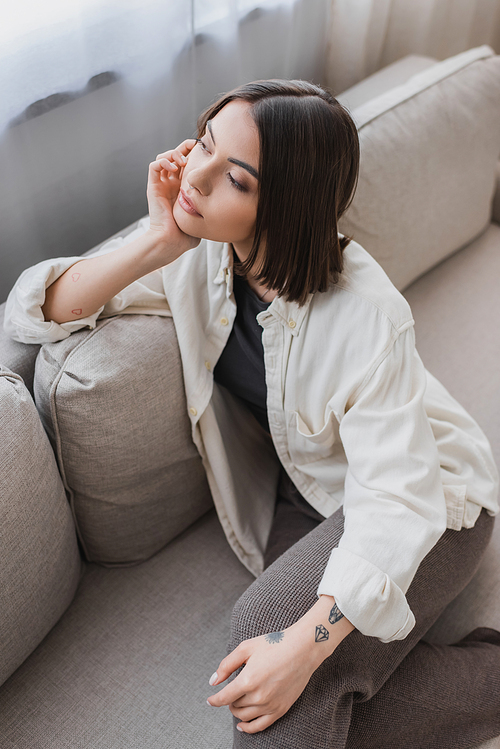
[207,595,355,734]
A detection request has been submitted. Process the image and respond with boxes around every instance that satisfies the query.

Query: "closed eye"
[196,138,246,192]
[196,138,210,153]
[228,173,246,192]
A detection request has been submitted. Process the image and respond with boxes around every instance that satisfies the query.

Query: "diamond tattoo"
[315,624,329,643]
[265,631,285,644]
[328,603,345,625]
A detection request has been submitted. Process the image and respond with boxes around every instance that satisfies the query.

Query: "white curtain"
[1,0,319,134]
[0,0,330,301]
[5,0,498,301]
[324,0,500,94]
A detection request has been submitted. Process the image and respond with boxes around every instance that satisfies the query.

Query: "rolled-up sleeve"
[3,218,170,345]
[317,324,448,643]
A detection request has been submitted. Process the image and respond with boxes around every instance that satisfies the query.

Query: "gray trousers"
[229,467,500,749]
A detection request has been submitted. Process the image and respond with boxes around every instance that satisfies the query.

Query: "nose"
[184,160,212,197]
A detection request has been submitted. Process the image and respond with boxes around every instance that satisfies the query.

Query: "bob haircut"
[197,79,360,307]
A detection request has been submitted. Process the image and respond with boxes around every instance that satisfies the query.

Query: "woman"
[5,80,500,748]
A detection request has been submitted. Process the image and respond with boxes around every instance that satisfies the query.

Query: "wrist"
[144,226,198,269]
[289,595,355,667]
[140,228,183,270]
[144,227,171,254]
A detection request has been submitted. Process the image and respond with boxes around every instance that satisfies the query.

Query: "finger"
[153,152,184,174]
[237,713,281,735]
[156,139,196,161]
[158,158,179,172]
[171,150,188,168]
[208,642,250,689]
[229,704,263,722]
[176,138,197,156]
[207,678,247,708]
[148,162,178,193]
[148,160,165,184]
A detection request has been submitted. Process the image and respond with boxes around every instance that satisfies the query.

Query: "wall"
[0,0,329,302]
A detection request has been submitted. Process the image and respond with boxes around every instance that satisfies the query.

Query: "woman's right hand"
[147,138,200,255]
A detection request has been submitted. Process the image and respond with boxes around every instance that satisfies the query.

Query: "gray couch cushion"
[337,45,500,291]
[404,222,500,643]
[0,365,82,687]
[0,509,254,748]
[34,313,213,566]
[0,303,39,396]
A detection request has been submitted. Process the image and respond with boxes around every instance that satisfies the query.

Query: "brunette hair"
[197,79,360,306]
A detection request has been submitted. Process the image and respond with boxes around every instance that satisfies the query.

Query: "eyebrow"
[207,119,259,181]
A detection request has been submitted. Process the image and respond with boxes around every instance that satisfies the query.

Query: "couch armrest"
[492,159,500,225]
[0,302,40,396]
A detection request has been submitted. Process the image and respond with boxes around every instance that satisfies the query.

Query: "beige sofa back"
[337,45,500,290]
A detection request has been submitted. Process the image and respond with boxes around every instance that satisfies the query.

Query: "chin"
[173,202,226,244]
[172,200,202,237]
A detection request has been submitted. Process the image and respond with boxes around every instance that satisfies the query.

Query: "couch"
[1,44,500,748]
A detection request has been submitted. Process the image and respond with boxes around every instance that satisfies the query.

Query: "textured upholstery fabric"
[0,365,81,687]
[337,45,500,291]
[0,303,39,395]
[0,509,254,749]
[335,53,437,111]
[403,223,500,644]
[33,313,213,565]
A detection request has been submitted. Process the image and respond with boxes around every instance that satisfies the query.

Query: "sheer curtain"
[5,0,499,301]
[324,0,500,94]
[0,0,329,301]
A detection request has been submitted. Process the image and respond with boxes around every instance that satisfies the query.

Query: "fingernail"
[206,699,213,706]
[236,725,243,732]
[181,155,188,163]
[209,671,218,686]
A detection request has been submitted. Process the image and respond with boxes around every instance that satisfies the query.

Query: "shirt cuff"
[316,547,416,643]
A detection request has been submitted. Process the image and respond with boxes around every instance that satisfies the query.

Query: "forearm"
[41,229,174,324]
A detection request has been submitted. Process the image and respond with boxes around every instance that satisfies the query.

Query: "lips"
[178,189,202,217]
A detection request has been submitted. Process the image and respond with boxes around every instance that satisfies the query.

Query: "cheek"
[217,199,256,235]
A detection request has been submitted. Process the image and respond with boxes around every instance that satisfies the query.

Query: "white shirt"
[5,216,499,643]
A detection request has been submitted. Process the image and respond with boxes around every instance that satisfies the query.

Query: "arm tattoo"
[328,602,344,625]
[315,624,329,642]
[265,631,285,644]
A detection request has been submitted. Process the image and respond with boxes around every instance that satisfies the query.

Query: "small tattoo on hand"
[71,273,81,282]
[328,603,345,625]
[71,309,82,315]
[315,624,329,643]
[265,631,284,644]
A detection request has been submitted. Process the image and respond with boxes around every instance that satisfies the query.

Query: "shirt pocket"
[286,409,337,465]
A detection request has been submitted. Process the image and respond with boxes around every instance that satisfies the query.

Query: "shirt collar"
[213,243,313,336]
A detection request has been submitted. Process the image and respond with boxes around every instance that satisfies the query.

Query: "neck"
[231,243,278,302]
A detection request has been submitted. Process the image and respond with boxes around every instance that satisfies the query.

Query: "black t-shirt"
[213,259,272,433]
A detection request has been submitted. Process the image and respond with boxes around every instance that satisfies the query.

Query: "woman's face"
[173,100,260,257]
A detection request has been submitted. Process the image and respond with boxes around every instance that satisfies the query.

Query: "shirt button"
[189,407,197,416]
[288,319,296,328]
[205,360,211,371]
[220,317,228,326]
